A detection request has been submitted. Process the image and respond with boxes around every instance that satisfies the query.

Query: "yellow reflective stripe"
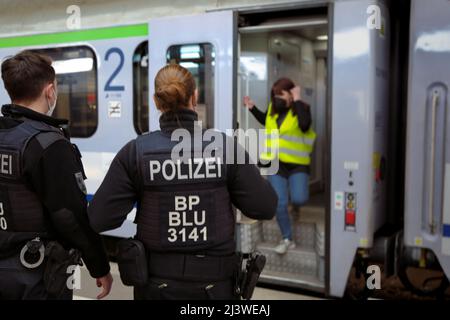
[283,141,313,153]
[267,139,313,153]
[264,133,315,146]
[279,135,315,146]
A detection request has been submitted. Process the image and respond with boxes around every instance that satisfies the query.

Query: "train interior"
[236,7,329,291]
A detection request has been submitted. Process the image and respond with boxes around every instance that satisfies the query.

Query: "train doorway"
[236,6,330,292]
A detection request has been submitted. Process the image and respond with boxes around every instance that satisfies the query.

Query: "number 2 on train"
[104,47,125,91]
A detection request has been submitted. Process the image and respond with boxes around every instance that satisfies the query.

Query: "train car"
[399,0,450,296]
[0,0,448,298]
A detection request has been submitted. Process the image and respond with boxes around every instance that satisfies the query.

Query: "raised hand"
[243,96,255,110]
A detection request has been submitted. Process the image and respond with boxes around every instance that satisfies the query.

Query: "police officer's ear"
[44,81,57,102]
[43,83,51,100]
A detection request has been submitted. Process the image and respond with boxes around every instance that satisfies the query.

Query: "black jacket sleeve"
[249,106,267,126]
[293,100,312,132]
[88,140,139,233]
[226,138,277,220]
[24,139,110,278]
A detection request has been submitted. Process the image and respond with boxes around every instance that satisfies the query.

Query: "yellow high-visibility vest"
[260,103,316,165]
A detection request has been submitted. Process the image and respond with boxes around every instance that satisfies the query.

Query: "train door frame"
[325,2,334,298]
[229,2,333,295]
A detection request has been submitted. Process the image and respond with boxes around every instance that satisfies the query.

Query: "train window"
[166,43,215,129]
[133,41,149,134]
[32,46,98,137]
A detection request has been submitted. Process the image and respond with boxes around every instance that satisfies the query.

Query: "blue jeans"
[267,172,309,240]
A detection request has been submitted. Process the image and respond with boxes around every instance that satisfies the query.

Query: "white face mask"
[46,88,57,116]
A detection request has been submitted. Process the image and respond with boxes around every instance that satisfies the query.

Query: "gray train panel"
[404,0,450,277]
[330,0,390,297]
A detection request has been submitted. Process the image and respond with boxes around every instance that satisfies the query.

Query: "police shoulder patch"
[74,172,87,195]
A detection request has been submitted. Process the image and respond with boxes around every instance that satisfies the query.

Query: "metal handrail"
[428,90,439,234]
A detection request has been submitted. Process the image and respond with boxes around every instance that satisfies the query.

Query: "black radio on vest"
[88,64,277,300]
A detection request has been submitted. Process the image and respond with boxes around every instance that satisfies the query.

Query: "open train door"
[148,11,237,132]
[329,0,390,297]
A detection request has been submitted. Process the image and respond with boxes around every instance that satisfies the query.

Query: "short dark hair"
[1,50,55,102]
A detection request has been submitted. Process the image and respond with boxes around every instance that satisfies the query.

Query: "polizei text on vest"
[149,157,222,182]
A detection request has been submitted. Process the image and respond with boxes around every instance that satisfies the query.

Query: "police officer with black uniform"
[0,51,113,300]
[88,64,277,300]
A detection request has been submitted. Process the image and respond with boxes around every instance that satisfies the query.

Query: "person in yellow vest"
[244,78,316,254]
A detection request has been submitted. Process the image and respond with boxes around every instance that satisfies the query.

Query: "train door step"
[295,205,326,257]
[257,240,326,290]
[259,270,325,292]
[237,200,327,289]
[257,242,318,276]
[262,205,325,251]
[262,218,316,250]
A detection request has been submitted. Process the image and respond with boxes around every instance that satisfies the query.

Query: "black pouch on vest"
[116,239,148,287]
[43,241,83,297]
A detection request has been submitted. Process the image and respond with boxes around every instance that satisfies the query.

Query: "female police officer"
[88,64,277,300]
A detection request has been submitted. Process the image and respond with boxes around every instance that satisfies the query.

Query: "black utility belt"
[148,252,239,282]
[116,238,238,287]
[116,239,267,300]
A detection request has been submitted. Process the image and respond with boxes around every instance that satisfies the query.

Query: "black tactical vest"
[135,130,235,253]
[0,119,66,234]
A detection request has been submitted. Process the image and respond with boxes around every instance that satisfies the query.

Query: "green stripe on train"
[0,24,148,49]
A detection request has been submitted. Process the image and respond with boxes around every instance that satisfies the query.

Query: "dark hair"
[154,64,196,113]
[1,50,55,102]
[270,77,295,115]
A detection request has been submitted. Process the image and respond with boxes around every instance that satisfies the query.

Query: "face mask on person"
[46,87,57,116]
[272,97,288,112]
